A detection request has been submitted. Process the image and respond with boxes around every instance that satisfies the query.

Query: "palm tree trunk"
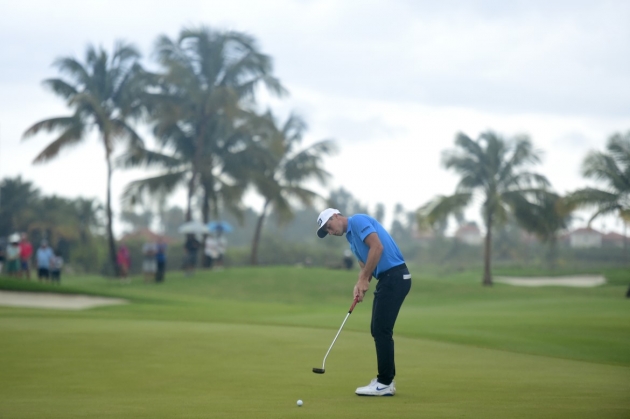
[201,182,211,268]
[250,200,270,265]
[105,153,118,277]
[202,188,210,224]
[483,215,493,286]
[185,172,196,222]
[186,123,207,222]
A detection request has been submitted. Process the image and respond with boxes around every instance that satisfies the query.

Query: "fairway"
[0,266,629,418]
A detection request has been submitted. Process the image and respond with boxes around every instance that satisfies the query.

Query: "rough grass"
[0,266,628,418]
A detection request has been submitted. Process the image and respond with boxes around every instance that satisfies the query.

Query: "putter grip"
[348,297,359,313]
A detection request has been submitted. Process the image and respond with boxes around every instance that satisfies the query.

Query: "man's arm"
[353,232,383,302]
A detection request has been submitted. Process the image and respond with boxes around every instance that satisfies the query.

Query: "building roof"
[570,227,603,236]
[603,231,627,241]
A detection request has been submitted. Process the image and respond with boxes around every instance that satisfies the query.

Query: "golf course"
[0,266,628,418]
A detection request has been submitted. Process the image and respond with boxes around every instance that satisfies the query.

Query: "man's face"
[323,214,344,237]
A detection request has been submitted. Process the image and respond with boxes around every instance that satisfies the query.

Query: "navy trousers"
[371,264,411,385]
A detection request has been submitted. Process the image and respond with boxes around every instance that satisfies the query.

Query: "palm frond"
[583,151,630,192]
[587,203,622,225]
[282,140,337,184]
[565,187,619,209]
[41,78,78,100]
[53,57,91,87]
[110,119,144,148]
[31,124,85,164]
[417,193,473,228]
[23,116,81,139]
[122,171,187,205]
[116,146,184,169]
[503,171,550,189]
[607,132,630,171]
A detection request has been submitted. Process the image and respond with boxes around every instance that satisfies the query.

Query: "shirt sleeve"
[352,215,376,242]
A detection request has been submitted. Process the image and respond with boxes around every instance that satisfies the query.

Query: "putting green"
[0,317,628,418]
[0,266,629,418]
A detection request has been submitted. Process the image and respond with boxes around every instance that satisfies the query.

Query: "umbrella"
[207,221,233,234]
[177,221,210,235]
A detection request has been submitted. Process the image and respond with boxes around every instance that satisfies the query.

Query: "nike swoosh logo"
[376,386,389,391]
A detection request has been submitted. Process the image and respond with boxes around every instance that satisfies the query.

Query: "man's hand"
[354,275,370,302]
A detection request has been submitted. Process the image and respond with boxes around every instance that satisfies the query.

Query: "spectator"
[6,234,21,278]
[50,250,63,284]
[0,237,6,274]
[204,233,219,269]
[343,249,354,270]
[117,244,131,280]
[155,238,167,283]
[19,233,33,280]
[36,240,55,282]
[142,240,157,283]
[214,226,227,270]
[184,235,200,276]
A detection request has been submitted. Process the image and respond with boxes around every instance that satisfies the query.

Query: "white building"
[455,222,483,246]
[569,227,603,248]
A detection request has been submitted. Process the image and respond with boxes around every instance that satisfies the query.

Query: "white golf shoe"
[355,378,395,396]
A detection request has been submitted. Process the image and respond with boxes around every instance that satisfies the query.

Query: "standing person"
[155,238,167,283]
[0,237,6,274]
[343,249,354,270]
[19,233,33,280]
[36,240,55,282]
[316,208,411,397]
[5,234,21,278]
[116,244,131,281]
[214,226,227,270]
[204,233,218,269]
[50,250,63,284]
[184,235,200,276]
[142,240,157,283]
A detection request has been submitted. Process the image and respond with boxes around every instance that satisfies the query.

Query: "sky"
[1,0,629,235]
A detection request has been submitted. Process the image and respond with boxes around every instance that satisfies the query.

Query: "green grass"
[0,266,629,418]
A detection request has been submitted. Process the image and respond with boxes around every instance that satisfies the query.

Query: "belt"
[377,263,407,280]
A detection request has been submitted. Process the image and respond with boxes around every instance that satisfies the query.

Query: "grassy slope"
[0,266,628,418]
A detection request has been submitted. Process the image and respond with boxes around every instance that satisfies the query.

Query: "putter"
[313,297,359,374]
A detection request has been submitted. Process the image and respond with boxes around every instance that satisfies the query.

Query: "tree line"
[13,24,630,285]
[21,26,335,273]
[416,131,630,285]
[0,176,413,274]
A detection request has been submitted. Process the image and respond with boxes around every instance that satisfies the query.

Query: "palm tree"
[567,132,630,224]
[119,111,253,224]
[246,111,336,265]
[123,26,286,224]
[417,131,549,285]
[22,42,144,275]
[566,131,630,261]
[513,191,572,269]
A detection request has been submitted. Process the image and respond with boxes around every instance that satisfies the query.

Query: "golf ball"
[297,399,303,407]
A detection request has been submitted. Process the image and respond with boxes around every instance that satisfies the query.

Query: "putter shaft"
[313,298,359,373]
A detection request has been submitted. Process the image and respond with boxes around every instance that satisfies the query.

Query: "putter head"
[312,368,325,374]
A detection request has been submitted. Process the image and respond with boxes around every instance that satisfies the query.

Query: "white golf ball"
[297,399,303,407]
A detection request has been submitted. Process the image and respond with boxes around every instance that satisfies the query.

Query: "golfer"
[316,208,411,396]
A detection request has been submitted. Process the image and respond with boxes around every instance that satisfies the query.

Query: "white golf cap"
[316,208,340,238]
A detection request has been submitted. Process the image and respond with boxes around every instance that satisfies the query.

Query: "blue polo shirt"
[345,214,405,279]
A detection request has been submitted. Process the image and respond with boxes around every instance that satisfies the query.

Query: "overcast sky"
[1,0,629,235]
